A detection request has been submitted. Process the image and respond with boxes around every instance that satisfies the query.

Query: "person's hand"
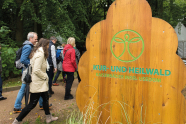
[54,68,57,73]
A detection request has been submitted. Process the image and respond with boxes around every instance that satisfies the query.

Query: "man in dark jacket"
[47,36,57,95]
[0,44,7,101]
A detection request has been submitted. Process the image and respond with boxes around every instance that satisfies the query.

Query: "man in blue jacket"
[13,32,37,113]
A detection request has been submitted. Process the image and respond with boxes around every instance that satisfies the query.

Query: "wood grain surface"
[76,0,186,123]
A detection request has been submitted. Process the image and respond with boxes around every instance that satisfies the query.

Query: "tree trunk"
[34,22,37,33]
[37,24,42,39]
[15,0,23,46]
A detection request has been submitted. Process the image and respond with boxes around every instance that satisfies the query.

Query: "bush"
[0,25,21,80]
[1,44,21,80]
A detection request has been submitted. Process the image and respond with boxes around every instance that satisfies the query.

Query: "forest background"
[0,0,185,80]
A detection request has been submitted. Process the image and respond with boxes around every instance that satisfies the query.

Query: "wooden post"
[76,0,186,123]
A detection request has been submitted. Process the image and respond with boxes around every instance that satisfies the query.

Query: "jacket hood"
[64,44,73,50]
[23,40,34,46]
[57,46,64,50]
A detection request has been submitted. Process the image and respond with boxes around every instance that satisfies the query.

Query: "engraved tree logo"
[110,29,145,62]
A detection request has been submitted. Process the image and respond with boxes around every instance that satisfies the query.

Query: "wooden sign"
[76,0,186,123]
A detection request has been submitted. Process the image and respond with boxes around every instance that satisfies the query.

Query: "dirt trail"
[0,79,79,124]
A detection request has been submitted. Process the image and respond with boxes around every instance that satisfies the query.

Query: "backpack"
[56,49,63,64]
[15,46,25,69]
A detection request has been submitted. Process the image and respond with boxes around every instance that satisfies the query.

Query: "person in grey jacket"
[0,44,7,101]
[47,36,57,95]
[74,45,81,82]
[53,42,66,85]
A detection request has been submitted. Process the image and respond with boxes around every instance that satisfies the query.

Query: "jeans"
[53,70,61,83]
[53,71,66,83]
[16,92,50,121]
[0,75,2,97]
[47,66,54,91]
[65,72,74,98]
[14,83,43,109]
[39,97,43,106]
[14,83,26,109]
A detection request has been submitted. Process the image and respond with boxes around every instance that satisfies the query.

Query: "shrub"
[0,26,21,80]
[1,44,21,80]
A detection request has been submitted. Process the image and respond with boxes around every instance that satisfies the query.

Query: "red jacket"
[62,44,77,72]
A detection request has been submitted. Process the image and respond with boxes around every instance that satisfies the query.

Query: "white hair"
[67,37,75,45]
[27,32,37,41]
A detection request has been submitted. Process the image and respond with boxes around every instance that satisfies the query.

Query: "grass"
[2,72,78,88]
[20,99,165,124]
[2,77,22,88]
[65,101,164,124]
[20,106,166,124]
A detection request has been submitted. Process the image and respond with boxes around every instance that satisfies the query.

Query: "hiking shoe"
[64,95,74,100]
[13,108,22,113]
[53,83,59,86]
[0,96,7,101]
[50,90,54,94]
[49,89,54,94]
[40,104,52,110]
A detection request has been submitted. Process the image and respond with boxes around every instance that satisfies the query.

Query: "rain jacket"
[62,44,77,72]
[30,47,49,93]
[20,40,34,67]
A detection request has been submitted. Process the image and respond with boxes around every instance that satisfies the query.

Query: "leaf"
[2,64,7,68]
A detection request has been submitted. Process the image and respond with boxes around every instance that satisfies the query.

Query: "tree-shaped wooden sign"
[76,0,186,123]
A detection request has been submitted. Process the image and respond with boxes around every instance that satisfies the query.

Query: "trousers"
[16,91,50,121]
[65,72,74,97]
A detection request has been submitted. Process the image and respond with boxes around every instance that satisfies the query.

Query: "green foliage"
[0,26,10,39]
[66,110,83,124]
[3,80,21,88]
[35,117,42,124]
[1,44,21,80]
[0,25,21,80]
[22,121,29,124]
[146,0,186,28]
[0,26,17,47]
[1,0,186,80]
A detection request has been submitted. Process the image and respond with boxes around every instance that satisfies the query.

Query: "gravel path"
[0,79,79,124]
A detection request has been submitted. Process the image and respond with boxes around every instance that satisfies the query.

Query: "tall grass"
[66,101,164,124]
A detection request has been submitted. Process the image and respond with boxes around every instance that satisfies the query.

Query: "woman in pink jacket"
[63,37,77,100]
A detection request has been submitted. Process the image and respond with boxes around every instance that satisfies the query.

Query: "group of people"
[6,32,81,124]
